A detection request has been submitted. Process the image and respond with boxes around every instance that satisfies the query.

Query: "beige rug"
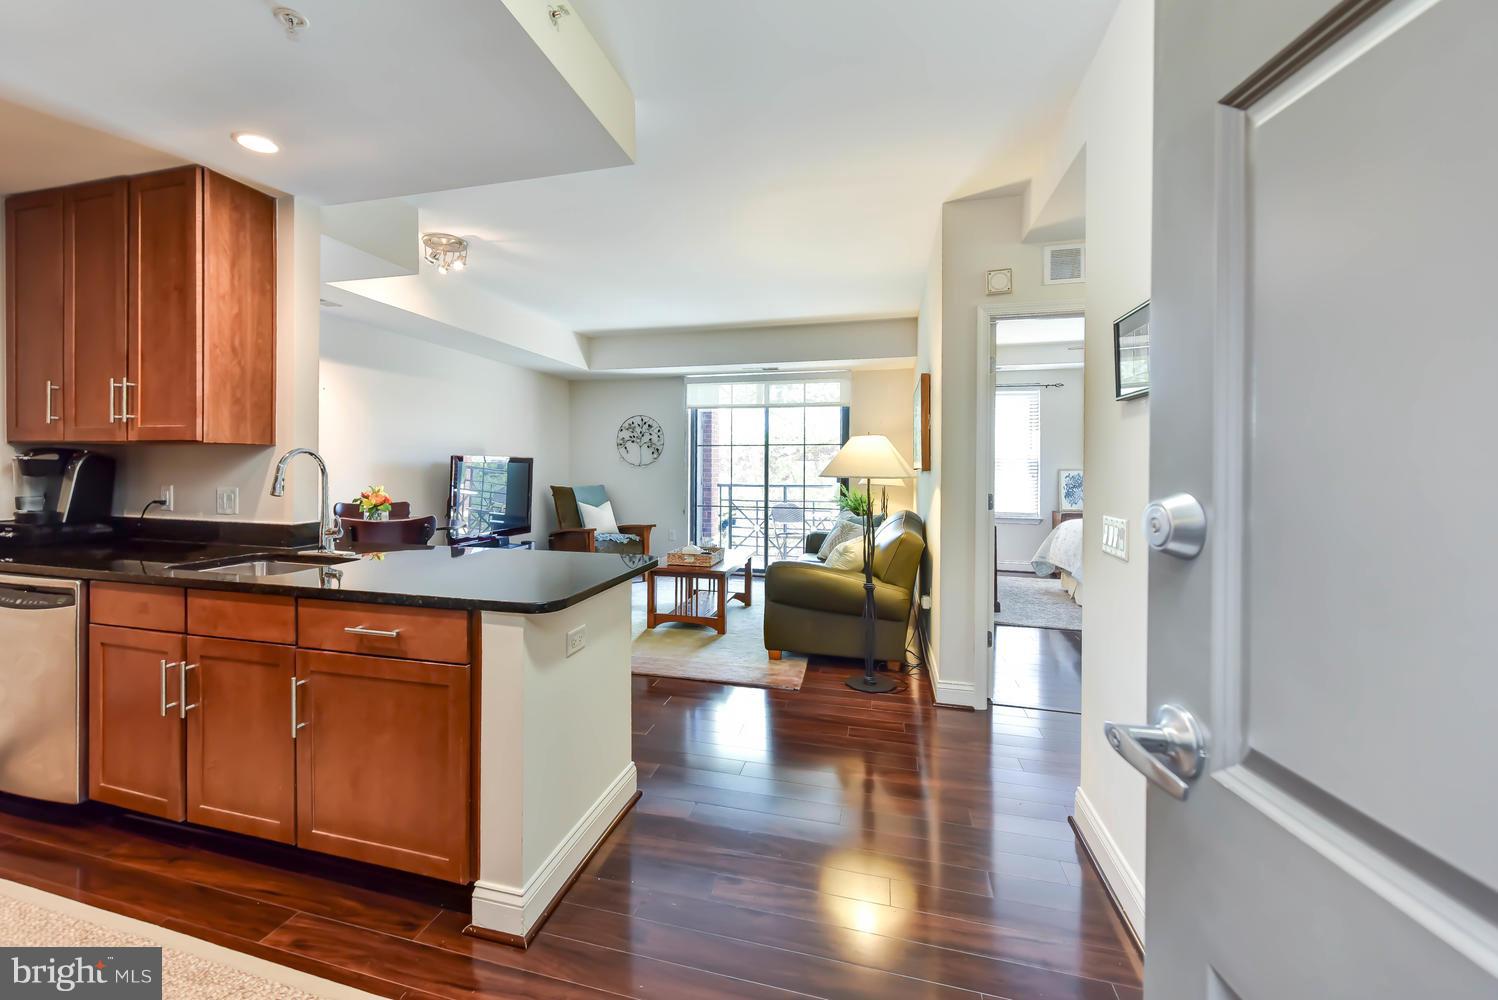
[0,879,380,999]
[631,577,808,690]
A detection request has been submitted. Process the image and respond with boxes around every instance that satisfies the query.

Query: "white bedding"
[1031,518,1083,583]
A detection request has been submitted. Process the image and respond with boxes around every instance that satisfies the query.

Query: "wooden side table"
[645,548,754,635]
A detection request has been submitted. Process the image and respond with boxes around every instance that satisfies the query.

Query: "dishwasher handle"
[0,585,76,611]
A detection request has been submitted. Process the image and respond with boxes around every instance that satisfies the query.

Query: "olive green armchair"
[764,510,925,665]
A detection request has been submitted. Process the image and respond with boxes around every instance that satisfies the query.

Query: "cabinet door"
[128,166,202,441]
[88,624,185,820]
[64,179,129,442]
[5,188,66,442]
[184,636,295,843]
[295,650,470,881]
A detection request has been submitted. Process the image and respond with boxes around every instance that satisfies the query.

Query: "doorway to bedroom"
[988,311,1084,713]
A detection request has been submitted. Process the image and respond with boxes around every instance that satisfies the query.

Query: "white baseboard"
[922,649,981,709]
[1073,786,1145,947]
[996,560,1034,573]
[471,762,637,940]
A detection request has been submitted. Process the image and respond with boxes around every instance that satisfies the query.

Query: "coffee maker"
[0,449,116,545]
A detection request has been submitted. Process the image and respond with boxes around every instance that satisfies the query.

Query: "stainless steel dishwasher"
[0,573,85,803]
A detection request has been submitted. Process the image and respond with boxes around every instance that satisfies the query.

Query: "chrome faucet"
[270,448,344,554]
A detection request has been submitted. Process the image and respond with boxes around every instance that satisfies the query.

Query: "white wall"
[567,377,688,554]
[850,366,917,514]
[920,194,1086,707]
[1071,0,1154,941]
[994,358,1084,568]
[319,313,572,545]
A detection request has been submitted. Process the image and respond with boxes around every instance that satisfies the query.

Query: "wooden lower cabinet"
[184,636,296,843]
[295,650,471,882]
[88,625,186,820]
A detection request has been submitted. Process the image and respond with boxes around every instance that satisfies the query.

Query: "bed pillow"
[578,499,620,533]
[824,537,866,571]
[816,516,864,561]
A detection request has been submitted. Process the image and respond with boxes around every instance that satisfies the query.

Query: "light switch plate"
[215,487,239,516]
[566,625,587,658]
[1102,515,1129,560]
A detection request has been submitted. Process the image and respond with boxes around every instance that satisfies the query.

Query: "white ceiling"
[0,0,630,204]
[405,0,1118,333]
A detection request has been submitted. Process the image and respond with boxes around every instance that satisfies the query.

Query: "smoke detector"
[272,7,310,39]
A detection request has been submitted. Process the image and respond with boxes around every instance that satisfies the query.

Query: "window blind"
[686,372,851,408]
[994,388,1041,519]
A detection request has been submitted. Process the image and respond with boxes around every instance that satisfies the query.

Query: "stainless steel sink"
[167,552,355,577]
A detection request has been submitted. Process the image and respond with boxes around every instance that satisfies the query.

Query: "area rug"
[995,574,1083,630]
[0,878,380,999]
[631,577,808,690]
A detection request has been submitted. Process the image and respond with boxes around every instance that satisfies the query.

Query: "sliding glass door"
[688,375,850,566]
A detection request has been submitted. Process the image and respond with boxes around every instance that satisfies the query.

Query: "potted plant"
[358,486,394,521]
[836,483,871,518]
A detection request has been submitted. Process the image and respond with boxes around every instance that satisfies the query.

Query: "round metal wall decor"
[616,414,664,467]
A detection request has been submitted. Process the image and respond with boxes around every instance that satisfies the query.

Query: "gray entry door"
[1143,0,1498,996]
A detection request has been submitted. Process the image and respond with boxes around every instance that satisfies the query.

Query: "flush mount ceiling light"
[421,233,469,275]
[232,132,280,154]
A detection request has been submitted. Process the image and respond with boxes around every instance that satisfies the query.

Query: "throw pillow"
[578,499,619,533]
[816,518,862,561]
[824,537,866,571]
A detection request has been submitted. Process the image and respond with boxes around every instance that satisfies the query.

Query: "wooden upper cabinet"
[65,179,130,442]
[129,166,203,441]
[202,170,276,444]
[4,165,275,445]
[88,624,187,821]
[5,188,67,442]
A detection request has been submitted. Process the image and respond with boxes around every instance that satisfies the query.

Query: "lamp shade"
[820,435,916,480]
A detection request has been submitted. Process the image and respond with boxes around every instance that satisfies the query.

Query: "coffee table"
[645,548,754,635]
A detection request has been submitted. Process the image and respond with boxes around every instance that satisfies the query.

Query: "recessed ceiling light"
[232,132,280,154]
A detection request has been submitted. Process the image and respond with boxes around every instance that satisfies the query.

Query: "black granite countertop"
[0,538,655,614]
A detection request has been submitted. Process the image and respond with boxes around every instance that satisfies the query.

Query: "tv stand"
[456,536,534,550]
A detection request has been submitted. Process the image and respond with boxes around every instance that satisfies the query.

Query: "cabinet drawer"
[90,582,185,633]
[297,600,470,664]
[188,590,295,645]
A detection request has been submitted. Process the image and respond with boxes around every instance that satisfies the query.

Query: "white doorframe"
[974,301,1085,704]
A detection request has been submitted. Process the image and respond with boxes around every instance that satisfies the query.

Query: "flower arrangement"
[358,485,393,520]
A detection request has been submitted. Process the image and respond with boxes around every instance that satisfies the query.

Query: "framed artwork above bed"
[1058,469,1084,511]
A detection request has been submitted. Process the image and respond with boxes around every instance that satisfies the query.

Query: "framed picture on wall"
[1114,300,1151,400]
[1058,469,1084,511]
[913,372,932,471]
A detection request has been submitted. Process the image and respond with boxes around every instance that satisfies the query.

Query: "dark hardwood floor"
[993,625,1083,714]
[0,661,1139,999]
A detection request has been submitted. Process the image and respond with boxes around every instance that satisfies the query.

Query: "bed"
[1031,517,1084,605]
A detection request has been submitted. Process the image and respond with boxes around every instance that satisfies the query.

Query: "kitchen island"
[0,538,652,945]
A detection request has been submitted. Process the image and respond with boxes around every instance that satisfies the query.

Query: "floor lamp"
[821,435,916,694]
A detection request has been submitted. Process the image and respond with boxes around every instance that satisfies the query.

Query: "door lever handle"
[1103,704,1207,801]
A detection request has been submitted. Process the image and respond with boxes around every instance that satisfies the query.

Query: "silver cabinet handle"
[159,659,179,717]
[108,378,125,423]
[1103,704,1207,801]
[120,379,135,421]
[291,677,309,739]
[344,625,402,638]
[179,663,198,718]
[45,380,60,423]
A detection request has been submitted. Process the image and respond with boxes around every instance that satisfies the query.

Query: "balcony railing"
[692,482,842,563]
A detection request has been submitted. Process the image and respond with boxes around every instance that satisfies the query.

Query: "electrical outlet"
[566,625,587,658]
[159,486,174,512]
[215,487,239,516]
[1102,515,1129,560]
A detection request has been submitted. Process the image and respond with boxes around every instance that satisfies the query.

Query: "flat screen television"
[446,455,534,543]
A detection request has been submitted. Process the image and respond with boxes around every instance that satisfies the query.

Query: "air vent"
[1044,243,1086,285]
